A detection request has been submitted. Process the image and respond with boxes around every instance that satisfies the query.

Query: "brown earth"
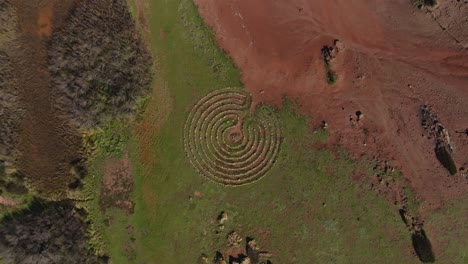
[193,0,468,212]
[10,0,82,199]
[100,152,134,213]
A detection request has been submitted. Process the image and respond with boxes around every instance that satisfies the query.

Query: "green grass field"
[82,0,468,263]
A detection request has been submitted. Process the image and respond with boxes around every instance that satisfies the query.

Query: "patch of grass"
[130,97,413,262]
[84,121,130,157]
[78,153,107,257]
[0,192,36,220]
[313,127,329,143]
[326,67,338,85]
[78,117,135,258]
[424,197,468,263]
[322,47,338,85]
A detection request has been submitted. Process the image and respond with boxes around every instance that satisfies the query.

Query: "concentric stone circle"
[184,87,282,185]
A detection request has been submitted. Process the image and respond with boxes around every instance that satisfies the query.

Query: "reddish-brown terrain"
[194,0,468,211]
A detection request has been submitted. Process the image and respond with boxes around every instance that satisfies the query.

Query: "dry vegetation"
[0,199,108,264]
[0,0,17,48]
[48,0,153,128]
[0,52,20,176]
[0,0,24,187]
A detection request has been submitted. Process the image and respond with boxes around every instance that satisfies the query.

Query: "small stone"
[227,231,243,248]
[247,239,260,251]
[217,211,228,224]
[200,254,209,263]
[334,39,345,51]
[356,111,363,122]
[240,257,251,264]
[322,121,328,128]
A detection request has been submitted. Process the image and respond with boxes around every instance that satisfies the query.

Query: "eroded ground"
[194,0,468,211]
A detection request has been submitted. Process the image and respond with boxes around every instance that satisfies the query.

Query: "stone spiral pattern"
[184,87,282,185]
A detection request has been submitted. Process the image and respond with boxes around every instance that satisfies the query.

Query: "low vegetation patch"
[48,0,153,128]
[420,105,457,175]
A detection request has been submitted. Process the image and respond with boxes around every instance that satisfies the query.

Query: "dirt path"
[194,0,468,211]
[11,0,81,199]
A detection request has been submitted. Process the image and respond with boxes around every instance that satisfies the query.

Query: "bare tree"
[48,0,153,128]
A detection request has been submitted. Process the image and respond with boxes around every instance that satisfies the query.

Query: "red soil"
[194,0,468,211]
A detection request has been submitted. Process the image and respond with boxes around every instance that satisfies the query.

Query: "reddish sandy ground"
[194,0,468,213]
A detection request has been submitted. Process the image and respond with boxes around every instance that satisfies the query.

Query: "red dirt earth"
[194,0,468,213]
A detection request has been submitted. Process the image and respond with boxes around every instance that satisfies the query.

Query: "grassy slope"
[125,0,414,263]
[84,0,467,263]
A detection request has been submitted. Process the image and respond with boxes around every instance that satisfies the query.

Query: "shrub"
[0,0,17,49]
[48,0,153,128]
[0,199,108,263]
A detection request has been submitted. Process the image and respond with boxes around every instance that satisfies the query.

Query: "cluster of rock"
[420,105,457,175]
[200,211,273,264]
[398,207,435,263]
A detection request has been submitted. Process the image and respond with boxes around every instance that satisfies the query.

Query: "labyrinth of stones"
[184,87,282,185]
